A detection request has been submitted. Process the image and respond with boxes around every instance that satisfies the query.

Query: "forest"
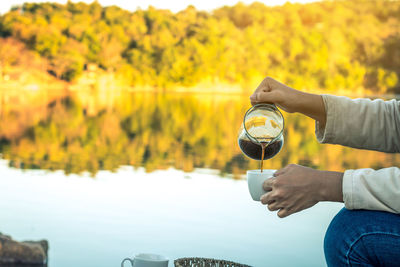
[0,0,399,93]
[1,1,400,176]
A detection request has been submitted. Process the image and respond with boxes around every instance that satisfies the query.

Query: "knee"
[324,208,353,266]
[324,208,400,266]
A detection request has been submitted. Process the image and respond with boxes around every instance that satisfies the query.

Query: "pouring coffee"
[238,104,284,172]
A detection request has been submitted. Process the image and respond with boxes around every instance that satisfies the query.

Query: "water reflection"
[0,89,399,176]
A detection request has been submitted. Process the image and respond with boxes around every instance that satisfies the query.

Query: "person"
[250,77,400,266]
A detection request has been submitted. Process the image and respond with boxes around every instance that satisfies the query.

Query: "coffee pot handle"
[121,258,134,267]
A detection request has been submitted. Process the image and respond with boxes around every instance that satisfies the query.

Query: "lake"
[0,161,344,267]
[0,89,399,266]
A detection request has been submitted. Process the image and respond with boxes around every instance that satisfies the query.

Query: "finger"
[250,91,264,104]
[250,77,274,104]
[250,91,278,105]
[267,201,281,211]
[255,77,272,93]
[274,166,288,176]
[250,95,257,106]
[250,81,268,103]
[277,208,291,218]
[263,177,275,191]
[260,192,275,204]
[250,96,258,106]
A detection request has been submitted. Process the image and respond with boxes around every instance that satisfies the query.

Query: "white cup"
[121,253,169,267]
[247,169,275,201]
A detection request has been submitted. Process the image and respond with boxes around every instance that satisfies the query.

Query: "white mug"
[121,253,169,267]
[247,169,275,201]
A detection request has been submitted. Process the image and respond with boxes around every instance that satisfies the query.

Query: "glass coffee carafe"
[238,104,284,170]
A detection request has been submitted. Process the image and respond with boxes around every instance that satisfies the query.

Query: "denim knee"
[324,208,400,267]
[324,208,351,266]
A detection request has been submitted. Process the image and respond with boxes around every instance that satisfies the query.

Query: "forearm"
[316,96,400,153]
[295,92,326,128]
[318,170,344,203]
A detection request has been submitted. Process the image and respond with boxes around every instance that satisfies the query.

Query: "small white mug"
[121,253,169,267]
[247,169,275,201]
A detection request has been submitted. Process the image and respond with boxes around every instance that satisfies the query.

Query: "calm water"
[0,160,343,267]
[0,89,399,266]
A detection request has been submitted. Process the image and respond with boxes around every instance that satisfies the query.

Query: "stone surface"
[0,233,48,266]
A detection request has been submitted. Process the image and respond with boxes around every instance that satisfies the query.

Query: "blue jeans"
[324,208,400,266]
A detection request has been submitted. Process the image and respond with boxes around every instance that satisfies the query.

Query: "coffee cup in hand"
[247,169,275,201]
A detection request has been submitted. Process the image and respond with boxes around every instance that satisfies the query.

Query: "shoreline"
[1,66,398,98]
[1,83,398,100]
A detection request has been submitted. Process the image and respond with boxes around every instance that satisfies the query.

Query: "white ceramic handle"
[121,258,134,267]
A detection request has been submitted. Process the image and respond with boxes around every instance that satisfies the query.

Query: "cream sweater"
[315,95,400,213]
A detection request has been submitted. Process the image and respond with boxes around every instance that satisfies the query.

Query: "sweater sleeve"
[342,167,400,213]
[315,95,400,153]
[315,95,400,213]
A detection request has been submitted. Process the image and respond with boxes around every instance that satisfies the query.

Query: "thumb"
[250,91,279,104]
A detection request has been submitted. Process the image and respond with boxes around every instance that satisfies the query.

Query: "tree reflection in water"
[0,89,399,178]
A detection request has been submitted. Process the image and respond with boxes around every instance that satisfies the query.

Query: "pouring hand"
[250,77,326,127]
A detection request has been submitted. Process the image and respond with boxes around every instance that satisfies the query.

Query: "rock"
[0,233,48,266]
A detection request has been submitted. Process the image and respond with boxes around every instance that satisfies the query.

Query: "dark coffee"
[260,142,267,172]
[238,139,283,161]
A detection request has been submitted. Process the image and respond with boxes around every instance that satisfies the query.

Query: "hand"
[260,164,343,218]
[250,77,326,126]
[250,77,304,113]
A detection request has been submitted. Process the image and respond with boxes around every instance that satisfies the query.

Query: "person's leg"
[324,208,400,267]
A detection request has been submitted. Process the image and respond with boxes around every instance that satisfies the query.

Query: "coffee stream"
[260,142,267,173]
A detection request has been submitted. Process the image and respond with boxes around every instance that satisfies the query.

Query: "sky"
[0,0,318,14]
